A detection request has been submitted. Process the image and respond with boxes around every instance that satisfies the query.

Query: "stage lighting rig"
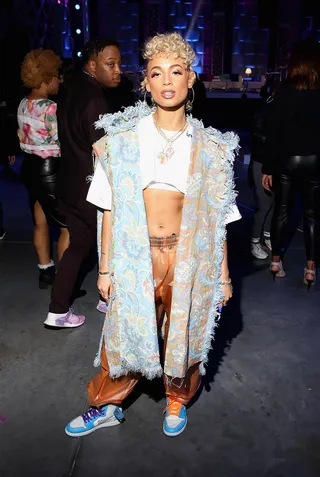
[68,0,89,59]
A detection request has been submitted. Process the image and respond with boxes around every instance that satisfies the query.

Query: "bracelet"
[219,279,232,286]
[98,271,112,276]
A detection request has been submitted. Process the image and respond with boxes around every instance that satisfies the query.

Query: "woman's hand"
[262,174,272,191]
[97,274,113,304]
[219,243,232,309]
[218,283,233,310]
[8,155,16,166]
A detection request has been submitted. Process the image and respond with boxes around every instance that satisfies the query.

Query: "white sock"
[251,237,260,243]
[47,311,69,319]
[264,232,271,238]
[38,259,54,270]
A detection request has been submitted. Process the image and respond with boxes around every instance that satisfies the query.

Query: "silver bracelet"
[98,271,112,277]
[219,279,232,286]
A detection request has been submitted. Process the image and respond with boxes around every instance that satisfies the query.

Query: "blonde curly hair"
[21,49,62,89]
[141,32,196,90]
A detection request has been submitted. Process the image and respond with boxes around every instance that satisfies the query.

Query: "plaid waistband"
[149,233,179,249]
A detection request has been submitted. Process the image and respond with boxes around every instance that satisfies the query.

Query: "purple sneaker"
[96,299,108,314]
[44,309,85,328]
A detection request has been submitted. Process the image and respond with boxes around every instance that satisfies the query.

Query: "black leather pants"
[21,153,66,227]
[271,155,320,260]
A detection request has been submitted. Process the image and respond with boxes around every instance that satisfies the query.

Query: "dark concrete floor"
[1,146,320,477]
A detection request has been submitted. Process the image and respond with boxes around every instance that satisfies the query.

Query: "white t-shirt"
[87,114,241,224]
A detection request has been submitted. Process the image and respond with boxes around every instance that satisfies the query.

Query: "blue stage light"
[76,29,81,34]
[77,51,82,57]
[75,4,80,10]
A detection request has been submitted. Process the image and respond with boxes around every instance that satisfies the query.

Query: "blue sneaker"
[163,397,187,437]
[65,405,124,437]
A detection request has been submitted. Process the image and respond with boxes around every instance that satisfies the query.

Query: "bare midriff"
[143,188,184,237]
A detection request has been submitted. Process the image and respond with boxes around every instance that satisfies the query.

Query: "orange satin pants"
[87,237,201,407]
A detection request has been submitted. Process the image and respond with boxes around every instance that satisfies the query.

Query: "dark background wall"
[1,0,320,98]
[89,0,320,78]
[0,0,73,97]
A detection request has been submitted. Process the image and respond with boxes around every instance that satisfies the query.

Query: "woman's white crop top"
[87,114,241,224]
[139,114,192,193]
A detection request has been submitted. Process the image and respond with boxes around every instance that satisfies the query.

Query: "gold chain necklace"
[153,116,188,164]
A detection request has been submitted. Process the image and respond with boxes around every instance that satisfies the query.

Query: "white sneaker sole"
[43,316,85,328]
[163,417,187,437]
[65,418,121,437]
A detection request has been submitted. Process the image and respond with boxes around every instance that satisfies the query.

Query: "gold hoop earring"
[186,87,195,113]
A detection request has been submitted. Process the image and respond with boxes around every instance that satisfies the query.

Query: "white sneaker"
[251,241,268,259]
[163,398,187,437]
[44,309,85,328]
[65,405,124,437]
[264,238,272,251]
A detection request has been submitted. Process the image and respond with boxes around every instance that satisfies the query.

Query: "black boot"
[39,264,56,289]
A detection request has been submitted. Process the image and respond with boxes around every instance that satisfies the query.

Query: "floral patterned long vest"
[92,102,239,380]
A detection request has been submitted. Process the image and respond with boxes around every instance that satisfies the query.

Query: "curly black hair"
[81,38,119,65]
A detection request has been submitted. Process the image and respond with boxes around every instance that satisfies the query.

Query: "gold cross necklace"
[153,116,188,164]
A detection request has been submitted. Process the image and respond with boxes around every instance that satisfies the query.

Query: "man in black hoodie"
[44,38,122,328]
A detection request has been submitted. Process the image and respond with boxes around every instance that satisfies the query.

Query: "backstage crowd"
[0,33,319,438]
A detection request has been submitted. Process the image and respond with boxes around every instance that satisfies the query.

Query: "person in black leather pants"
[17,49,70,288]
[262,39,320,287]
